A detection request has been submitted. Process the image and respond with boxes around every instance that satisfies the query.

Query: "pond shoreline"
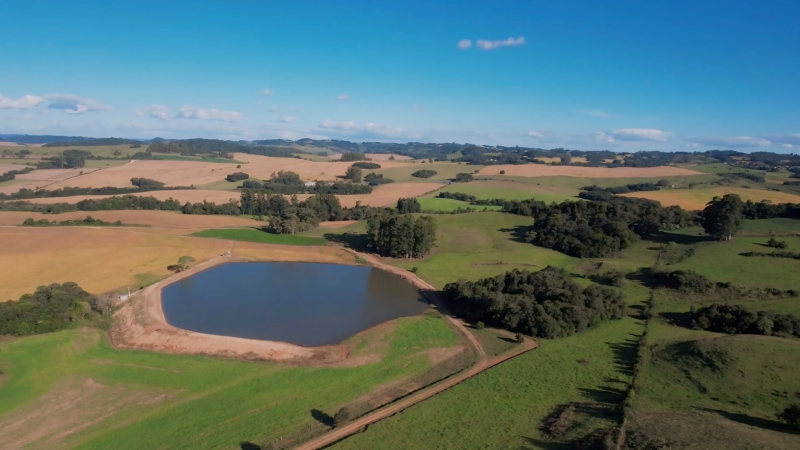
[107,244,434,365]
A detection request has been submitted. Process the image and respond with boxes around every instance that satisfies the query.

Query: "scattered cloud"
[336,94,350,101]
[134,104,170,121]
[319,119,420,139]
[457,39,472,49]
[281,115,295,123]
[685,136,771,148]
[762,134,800,146]
[594,132,615,144]
[610,128,671,142]
[783,144,794,149]
[260,89,273,96]
[320,119,357,130]
[0,93,44,109]
[43,94,107,114]
[527,131,544,138]
[176,106,243,122]
[475,36,525,50]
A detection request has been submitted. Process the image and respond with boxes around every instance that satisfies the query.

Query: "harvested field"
[479,165,702,178]
[0,167,99,194]
[38,154,416,190]
[0,210,265,232]
[25,182,442,207]
[0,164,29,173]
[363,153,413,161]
[620,187,800,210]
[0,227,231,300]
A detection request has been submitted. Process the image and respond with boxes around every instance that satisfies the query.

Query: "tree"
[397,197,421,214]
[345,166,363,182]
[412,215,437,257]
[702,194,744,241]
[177,255,195,271]
[778,404,800,431]
[454,173,474,183]
[333,407,352,427]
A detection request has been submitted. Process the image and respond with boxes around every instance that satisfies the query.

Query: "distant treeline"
[0,283,106,336]
[650,268,797,299]
[21,216,134,227]
[444,267,627,338]
[43,137,141,147]
[0,178,192,201]
[0,167,34,183]
[147,139,306,159]
[239,170,373,195]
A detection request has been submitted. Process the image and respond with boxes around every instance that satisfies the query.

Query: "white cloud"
[527,131,544,138]
[176,106,243,122]
[134,104,170,121]
[260,89,273,96]
[610,128,671,142]
[43,94,106,114]
[336,94,350,101]
[686,136,771,148]
[783,144,794,149]
[281,115,295,123]
[0,93,44,109]
[320,119,357,130]
[475,36,525,50]
[457,39,472,49]
[268,106,279,112]
[763,134,800,146]
[594,132,615,144]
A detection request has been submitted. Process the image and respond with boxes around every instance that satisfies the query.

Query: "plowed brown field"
[479,165,702,178]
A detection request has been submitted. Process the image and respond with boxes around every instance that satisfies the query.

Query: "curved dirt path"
[293,251,538,450]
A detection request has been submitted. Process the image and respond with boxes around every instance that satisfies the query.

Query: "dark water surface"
[161,262,428,346]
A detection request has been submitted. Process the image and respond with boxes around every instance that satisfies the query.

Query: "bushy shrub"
[411,169,437,178]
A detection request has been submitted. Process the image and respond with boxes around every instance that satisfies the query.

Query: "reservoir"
[161,262,428,346]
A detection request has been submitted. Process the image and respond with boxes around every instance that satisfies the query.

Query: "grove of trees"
[366,210,437,258]
[702,194,744,241]
[411,169,437,178]
[0,283,99,336]
[691,303,800,338]
[444,267,627,338]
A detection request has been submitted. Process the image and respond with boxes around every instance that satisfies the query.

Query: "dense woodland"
[238,170,372,195]
[691,304,800,338]
[43,138,140,147]
[21,216,129,227]
[444,267,626,338]
[0,283,105,336]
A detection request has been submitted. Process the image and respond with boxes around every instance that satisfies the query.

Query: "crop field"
[429,179,579,203]
[0,210,265,232]
[0,315,460,449]
[416,197,502,212]
[193,228,329,246]
[479,164,703,178]
[620,186,800,210]
[371,162,484,183]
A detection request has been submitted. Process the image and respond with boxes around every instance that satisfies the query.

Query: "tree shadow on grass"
[659,311,693,328]
[696,407,797,434]
[640,231,710,246]
[310,408,334,427]
[608,337,639,377]
[240,442,261,450]
[578,386,627,404]
[323,232,370,252]
[498,226,532,244]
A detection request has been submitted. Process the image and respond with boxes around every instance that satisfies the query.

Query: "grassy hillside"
[0,316,459,449]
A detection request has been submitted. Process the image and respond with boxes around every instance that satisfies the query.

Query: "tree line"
[444,267,627,338]
[238,170,373,195]
[21,216,132,227]
[0,177,191,201]
[691,303,800,338]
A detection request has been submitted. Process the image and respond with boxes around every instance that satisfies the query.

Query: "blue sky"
[1,0,799,152]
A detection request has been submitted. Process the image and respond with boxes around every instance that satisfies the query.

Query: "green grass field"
[0,315,459,449]
[192,228,329,246]
[416,197,502,212]
[373,162,483,183]
[335,317,644,449]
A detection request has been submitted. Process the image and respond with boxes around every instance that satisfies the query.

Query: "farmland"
[621,186,800,210]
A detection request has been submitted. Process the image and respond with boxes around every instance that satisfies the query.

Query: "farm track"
[292,250,538,450]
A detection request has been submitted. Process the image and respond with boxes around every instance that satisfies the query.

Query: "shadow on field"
[696,407,797,434]
[578,386,626,404]
[323,232,370,252]
[626,267,659,289]
[659,311,693,328]
[239,442,261,450]
[498,226,532,244]
[608,336,639,377]
[517,437,563,449]
[640,231,710,246]
[310,408,334,427]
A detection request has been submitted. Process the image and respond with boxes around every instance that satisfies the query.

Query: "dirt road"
[293,251,538,450]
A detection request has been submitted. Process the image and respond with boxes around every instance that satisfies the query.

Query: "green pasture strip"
[192,228,328,246]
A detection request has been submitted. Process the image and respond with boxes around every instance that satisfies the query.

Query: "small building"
[304,181,317,187]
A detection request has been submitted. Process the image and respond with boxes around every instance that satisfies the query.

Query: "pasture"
[0,315,460,449]
[193,228,329,246]
[620,186,800,210]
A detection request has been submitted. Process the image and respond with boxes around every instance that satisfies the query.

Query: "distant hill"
[43,137,143,147]
[0,134,92,144]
